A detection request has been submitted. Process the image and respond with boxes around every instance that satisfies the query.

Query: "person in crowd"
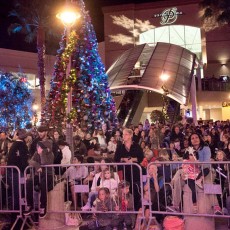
[168,141,179,160]
[88,187,116,230]
[180,136,189,156]
[29,126,50,157]
[143,119,151,135]
[64,154,88,209]
[114,128,144,211]
[210,128,220,150]
[73,135,87,157]
[224,142,230,160]
[82,158,119,210]
[82,132,92,151]
[170,125,184,146]
[157,149,171,183]
[114,130,123,144]
[141,145,156,170]
[132,126,140,144]
[203,133,216,159]
[188,132,211,187]
[24,140,54,218]
[182,149,201,213]
[7,129,29,212]
[135,164,161,229]
[112,180,135,229]
[138,131,148,146]
[107,136,117,154]
[57,139,71,165]
[0,156,7,208]
[52,130,63,143]
[0,132,9,156]
[212,150,227,209]
[218,134,230,153]
[146,128,158,149]
[99,167,119,196]
[96,128,107,150]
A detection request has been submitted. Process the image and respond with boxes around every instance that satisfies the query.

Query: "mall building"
[0,0,229,125]
[102,0,230,124]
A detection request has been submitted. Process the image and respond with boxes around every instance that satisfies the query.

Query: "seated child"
[82,167,119,210]
[88,187,116,230]
[112,181,135,229]
[182,148,200,213]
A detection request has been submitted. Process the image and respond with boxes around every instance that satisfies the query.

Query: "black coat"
[7,140,29,173]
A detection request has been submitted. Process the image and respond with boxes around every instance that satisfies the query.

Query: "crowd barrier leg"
[183,184,215,230]
[39,181,65,229]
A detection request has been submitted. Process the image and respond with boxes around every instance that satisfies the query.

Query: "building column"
[191,75,198,125]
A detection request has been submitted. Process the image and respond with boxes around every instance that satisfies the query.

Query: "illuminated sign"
[153,7,183,25]
[222,102,230,107]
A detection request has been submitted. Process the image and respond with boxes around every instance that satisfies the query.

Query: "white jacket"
[61,145,71,165]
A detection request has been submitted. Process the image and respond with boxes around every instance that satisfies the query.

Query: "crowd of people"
[0,118,230,229]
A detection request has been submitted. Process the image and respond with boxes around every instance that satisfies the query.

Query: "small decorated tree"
[150,110,165,124]
[0,71,33,131]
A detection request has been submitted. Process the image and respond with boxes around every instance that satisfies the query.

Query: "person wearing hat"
[24,139,54,218]
[29,126,61,175]
[29,125,49,157]
[7,129,29,216]
[73,135,87,157]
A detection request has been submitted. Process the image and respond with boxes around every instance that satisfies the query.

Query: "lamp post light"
[33,103,39,127]
[57,1,80,154]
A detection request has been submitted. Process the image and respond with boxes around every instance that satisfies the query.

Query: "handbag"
[65,212,82,226]
[64,201,82,226]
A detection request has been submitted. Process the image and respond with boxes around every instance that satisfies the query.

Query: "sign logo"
[153,7,183,25]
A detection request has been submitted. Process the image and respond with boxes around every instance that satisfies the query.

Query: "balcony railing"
[201,78,230,91]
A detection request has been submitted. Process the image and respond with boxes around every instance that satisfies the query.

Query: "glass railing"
[201,78,230,91]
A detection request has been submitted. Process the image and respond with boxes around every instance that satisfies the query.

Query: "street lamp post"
[32,103,39,127]
[57,1,80,154]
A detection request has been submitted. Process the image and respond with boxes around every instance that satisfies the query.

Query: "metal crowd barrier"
[15,162,145,229]
[146,161,230,229]
[0,165,24,229]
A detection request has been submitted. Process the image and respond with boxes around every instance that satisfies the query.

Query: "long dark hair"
[188,132,205,150]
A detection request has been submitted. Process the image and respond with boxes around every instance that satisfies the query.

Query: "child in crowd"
[100,167,119,196]
[182,148,200,213]
[88,187,115,230]
[171,152,182,175]
[82,160,120,210]
[135,164,160,230]
[64,154,88,209]
[112,181,135,230]
[107,136,117,154]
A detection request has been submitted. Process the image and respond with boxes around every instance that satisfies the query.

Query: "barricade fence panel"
[22,163,146,229]
[0,166,22,214]
[2,161,230,229]
[146,161,230,220]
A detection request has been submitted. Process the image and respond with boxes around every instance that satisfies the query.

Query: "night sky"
[0,0,161,53]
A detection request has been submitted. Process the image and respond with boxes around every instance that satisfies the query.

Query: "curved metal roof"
[107,42,197,105]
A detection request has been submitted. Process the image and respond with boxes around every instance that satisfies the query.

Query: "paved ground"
[0,215,229,229]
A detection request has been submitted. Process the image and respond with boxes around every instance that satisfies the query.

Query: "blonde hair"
[123,128,133,137]
[159,148,169,160]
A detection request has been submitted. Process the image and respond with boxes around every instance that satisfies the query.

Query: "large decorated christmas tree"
[0,71,33,131]
[42,0,116,131]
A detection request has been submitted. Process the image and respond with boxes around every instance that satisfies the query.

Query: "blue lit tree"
[43,0,116,131]
[0,71,33,131]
